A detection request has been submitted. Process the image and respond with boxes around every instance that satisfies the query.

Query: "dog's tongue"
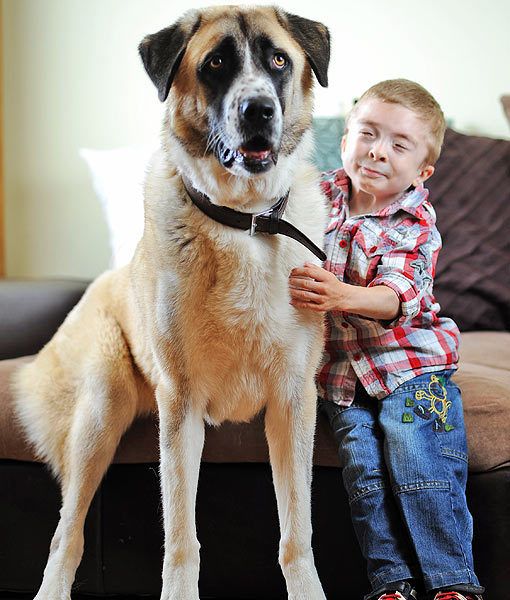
[239,148,271,160]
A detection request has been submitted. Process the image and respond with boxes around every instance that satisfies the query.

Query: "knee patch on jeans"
[348,480,388,504]
[392,480,450,495]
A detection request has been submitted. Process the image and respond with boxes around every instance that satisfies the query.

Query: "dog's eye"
[208,55,223,70]
[272,53,287,69]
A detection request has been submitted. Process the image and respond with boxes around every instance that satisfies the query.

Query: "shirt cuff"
[368,272,420,322]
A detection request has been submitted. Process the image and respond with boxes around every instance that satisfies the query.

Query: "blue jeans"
[320,370,482,592]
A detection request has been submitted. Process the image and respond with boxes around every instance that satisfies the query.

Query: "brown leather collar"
[182,177,326,261]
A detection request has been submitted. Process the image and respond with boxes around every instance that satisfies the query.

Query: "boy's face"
[341,98,435,202]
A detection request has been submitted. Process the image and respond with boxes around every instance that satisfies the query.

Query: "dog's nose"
[240,97,275,125]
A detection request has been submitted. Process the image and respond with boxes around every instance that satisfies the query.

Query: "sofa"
[0,127,509,600]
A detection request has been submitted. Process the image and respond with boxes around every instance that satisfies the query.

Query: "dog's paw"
[34,592,70,600]
[160,576,200,600]
[160,592,200,600]
[282,556,326,600]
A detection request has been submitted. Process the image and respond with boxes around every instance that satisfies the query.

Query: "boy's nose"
[369,145,387,162]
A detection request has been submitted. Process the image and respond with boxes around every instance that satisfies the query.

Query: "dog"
[13,6,330,599]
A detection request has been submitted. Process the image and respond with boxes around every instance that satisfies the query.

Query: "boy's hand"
[289,263,401,320]
[288,262,354,312]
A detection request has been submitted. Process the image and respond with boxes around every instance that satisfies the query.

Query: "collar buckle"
[249,209,272,236]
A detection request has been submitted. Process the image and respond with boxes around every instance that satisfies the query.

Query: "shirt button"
[339,240,348,248]
[369,245,377,253]
[353,353,361,361]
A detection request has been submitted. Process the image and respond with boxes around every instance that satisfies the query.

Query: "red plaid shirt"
[318,168,460,406]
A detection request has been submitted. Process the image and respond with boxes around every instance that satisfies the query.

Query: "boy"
[289,80,484,600]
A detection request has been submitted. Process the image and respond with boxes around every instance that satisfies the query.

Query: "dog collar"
[182,177,326,261]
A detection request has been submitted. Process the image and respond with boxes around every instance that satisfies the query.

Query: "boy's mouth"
[360,164,387,178]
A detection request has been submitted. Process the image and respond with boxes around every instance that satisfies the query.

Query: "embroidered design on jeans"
[402,412,414,423]
[412,375,454,432]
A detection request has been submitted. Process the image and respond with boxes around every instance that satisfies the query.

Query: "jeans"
[320,370,482,592]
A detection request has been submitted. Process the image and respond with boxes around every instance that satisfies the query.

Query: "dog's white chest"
[154,244,319,424]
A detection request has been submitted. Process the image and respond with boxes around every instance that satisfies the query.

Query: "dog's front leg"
[265,379,326,600]
[157,381,205,600]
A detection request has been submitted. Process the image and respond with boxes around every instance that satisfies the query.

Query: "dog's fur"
[13,6,330,599]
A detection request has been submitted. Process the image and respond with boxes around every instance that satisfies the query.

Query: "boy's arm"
[289,263,400,319]
[289,224,440,322]
[366,224,440,323]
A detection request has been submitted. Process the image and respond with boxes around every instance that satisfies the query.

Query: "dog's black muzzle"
[235,96,279,174]
[213,95,280,175]
[240,96,275,131]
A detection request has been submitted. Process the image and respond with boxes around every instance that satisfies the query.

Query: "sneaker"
[365,580,419,600]
[432,591,483,600]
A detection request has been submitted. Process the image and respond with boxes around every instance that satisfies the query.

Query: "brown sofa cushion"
[0,279,90,360]
[427,129,510,332]
[1,331,509,473]
[453,331,510,472]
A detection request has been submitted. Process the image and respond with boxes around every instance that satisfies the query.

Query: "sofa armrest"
[0,279,90,360]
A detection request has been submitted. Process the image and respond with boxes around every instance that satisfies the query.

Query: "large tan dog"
[13,6,330,600]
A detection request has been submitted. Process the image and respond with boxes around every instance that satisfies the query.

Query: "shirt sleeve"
[367,222,441,324]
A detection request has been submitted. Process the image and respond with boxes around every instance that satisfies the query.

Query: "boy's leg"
[320,390,421,591]
[378,370,483,594]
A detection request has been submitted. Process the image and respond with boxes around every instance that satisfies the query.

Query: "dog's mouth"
[217,136,277,174]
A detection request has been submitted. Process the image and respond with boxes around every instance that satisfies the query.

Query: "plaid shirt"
[318,168,460,406]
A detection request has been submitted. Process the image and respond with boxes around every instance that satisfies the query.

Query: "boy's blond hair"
[346,79,446,165]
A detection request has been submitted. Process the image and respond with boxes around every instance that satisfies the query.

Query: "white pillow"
[80,144,157,268]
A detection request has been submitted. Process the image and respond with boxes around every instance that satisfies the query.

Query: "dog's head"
[139,6,330,181]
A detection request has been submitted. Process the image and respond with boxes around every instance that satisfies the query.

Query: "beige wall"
[3,0,510,278]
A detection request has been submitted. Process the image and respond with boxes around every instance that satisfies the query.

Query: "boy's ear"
[340,134,348,155]
[413,165,435,187]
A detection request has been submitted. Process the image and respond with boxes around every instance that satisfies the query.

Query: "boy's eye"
[394,143,407,151]
[360,130,373,137]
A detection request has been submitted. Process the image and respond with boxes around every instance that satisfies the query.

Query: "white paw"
[282,555,326,600]
[34,590,70,600]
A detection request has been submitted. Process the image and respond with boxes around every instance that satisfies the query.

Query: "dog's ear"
[139,12,201,102]
[281,12,330,88]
